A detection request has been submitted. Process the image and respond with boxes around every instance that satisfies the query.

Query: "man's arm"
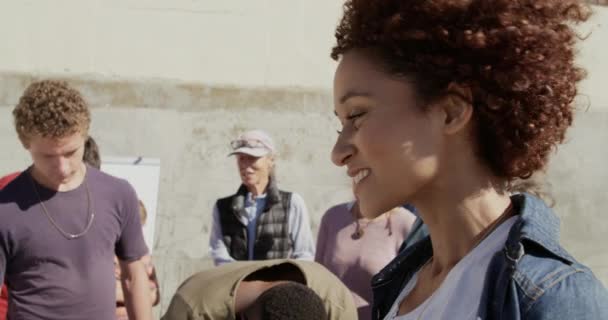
[147,264,160,306]
[140,254,160,306]
[287,193,315,260]
[119,259,153,320]
[116,255,159,308]
[0,246,7,320]
[209,204,236,265]
[0,242,6,285]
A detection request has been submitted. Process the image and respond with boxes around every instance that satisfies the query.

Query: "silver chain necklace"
[29,171,95,240]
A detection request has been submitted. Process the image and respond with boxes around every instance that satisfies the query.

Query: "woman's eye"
[335,111,366,135]
[347,112,365,121]
[348,112,366,129]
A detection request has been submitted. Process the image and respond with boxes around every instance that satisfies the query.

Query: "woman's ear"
[436,83,473,135]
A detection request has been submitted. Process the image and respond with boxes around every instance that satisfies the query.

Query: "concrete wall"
[0,74,353,315]
[0,0,342,89]
[0,1,607,316]
[589,0,608,5]
[577,6,608,110]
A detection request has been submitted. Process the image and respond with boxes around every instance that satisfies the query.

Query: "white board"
[101,156,160,253]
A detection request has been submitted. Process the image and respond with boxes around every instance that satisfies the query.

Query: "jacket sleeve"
[288,193,315,260]
[524,268,608,320]
[208,204,235,266]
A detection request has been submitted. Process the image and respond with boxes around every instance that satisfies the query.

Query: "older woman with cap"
[209,130,315,265]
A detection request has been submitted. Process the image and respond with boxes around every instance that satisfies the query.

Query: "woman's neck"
[352,201,389,221]
[248,183,268,198]
[413,178,512,273]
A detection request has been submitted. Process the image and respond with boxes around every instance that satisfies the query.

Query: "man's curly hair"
[13,80,90,143]
[257,282,327,320]
[332,0,591,181]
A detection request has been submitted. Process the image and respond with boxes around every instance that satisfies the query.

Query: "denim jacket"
[371,193,608,320]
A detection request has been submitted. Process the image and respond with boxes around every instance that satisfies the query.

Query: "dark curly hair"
[257,282,327,320]
[332,0,591,181]
[13,80,90,143]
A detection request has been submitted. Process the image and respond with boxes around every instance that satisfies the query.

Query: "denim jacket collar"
[371,193,574,320]
[373,193,567,282]
[506,193,574,264]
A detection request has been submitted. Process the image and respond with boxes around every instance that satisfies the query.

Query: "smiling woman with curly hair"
[329,0,608,319]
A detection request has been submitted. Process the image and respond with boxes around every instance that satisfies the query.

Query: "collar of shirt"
[244,193,268,220]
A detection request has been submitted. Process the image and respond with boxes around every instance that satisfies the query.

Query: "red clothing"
[0,172,19,189]
[0,285,7,320]
[0,172,19,320]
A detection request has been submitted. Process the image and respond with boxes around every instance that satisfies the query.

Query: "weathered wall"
[0,1,607,317]
[588,0,608,6]
[0,74,355,315]
[1,72,607,315]
[0,0,342,89]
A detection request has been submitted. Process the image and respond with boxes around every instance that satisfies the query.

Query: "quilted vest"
[217,185,292,260]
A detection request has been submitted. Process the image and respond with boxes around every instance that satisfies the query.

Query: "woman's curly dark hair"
[332,0,591,181]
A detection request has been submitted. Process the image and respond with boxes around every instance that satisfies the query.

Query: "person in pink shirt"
[315,200,415,320]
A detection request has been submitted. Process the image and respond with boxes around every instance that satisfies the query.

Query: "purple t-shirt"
[0,167,148,320]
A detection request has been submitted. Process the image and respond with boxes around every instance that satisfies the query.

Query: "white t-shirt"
[384,216,517,320]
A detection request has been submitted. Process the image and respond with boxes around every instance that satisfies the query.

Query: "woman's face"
[236,153,273,190]
[332,50,445,218]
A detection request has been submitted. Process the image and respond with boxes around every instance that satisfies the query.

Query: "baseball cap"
[228,130,276,157]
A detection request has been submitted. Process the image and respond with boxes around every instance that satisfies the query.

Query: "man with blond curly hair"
[0,80,152,320]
